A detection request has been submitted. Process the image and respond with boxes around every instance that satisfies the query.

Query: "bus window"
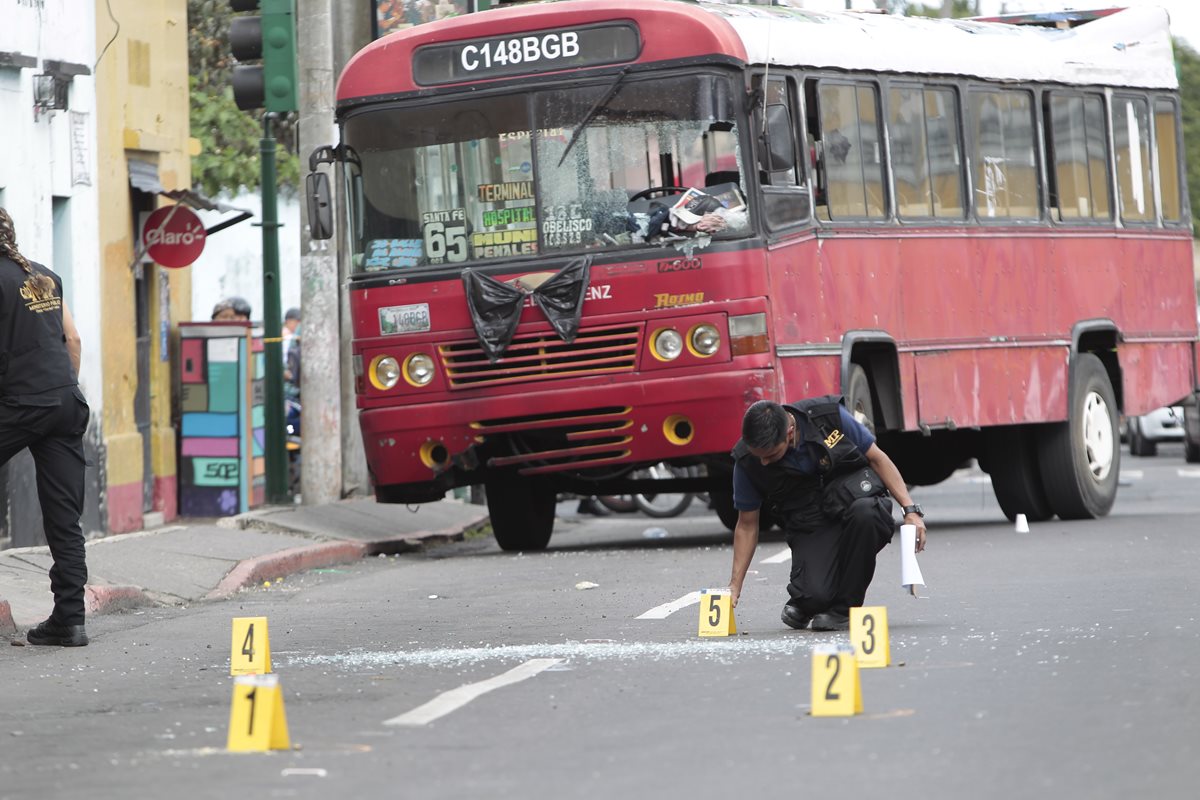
[969,89,1038,220]
[816,82,886,221]
[534,73,749,253]
[889,86,963,220]
[341,74,750,273]
[1047,93,1111,222]
[1113,95,1154,223]
[1154,98,1183,223]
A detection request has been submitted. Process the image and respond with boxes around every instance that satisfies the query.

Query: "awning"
[128,158,254,236]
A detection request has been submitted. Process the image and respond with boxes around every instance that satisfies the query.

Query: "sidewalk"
[0,497,490,636]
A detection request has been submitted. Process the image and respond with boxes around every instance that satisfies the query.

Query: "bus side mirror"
[762,104,796,173]
[306,171,333,241]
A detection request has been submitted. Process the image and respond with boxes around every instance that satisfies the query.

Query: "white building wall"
[0,0,101,406]
[190,190,302,325]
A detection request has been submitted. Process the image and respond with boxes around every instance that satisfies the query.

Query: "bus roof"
[337,1,1177,104]
[714,3,1176,90]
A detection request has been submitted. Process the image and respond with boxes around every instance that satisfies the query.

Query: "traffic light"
[229,0,299,113]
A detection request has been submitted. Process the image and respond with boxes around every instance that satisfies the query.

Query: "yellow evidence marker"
[850,606,891,668]
[227,673,291,752]
[810,644,862,717]
[230,616,271,675]
[698,589,736,637]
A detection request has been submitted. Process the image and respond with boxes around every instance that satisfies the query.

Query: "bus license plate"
[379,303,431,335]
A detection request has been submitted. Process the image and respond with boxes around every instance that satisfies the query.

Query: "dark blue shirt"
[732,406,875,511]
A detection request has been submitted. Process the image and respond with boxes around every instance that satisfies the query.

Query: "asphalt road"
[1,444,1197,799]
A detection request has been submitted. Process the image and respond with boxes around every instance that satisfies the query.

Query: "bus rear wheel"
[1127,415,1157,457]
[1184,403,1200,464]
[1037,353,1119,519]
[484,472,556,551]
[983,425,1053,522]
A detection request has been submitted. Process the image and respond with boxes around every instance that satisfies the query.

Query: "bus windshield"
[343,73,749,274]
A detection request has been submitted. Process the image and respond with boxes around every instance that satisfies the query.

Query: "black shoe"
[576,498,611,517]
[811,611,850,632]
[781,603,813,630]
[26,618,89,647]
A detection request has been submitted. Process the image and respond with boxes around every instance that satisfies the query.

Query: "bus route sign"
[412,22,641,86]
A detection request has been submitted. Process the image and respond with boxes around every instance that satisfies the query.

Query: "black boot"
[576,497,611,516]
[27,618,89,647]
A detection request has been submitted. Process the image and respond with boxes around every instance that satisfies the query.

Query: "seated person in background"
[212,296,251,322]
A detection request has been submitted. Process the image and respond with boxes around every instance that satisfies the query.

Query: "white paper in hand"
[900,523,925,597]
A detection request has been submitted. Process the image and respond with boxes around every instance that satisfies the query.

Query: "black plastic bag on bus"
[530,256,591,345]
[462,270,524,362]
[463,256,594,361]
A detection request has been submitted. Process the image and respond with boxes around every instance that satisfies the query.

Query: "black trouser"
[785,496,894,616]
[0,386,89,625]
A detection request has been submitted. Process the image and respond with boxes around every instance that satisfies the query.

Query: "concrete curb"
[0,600,14,635]
[205,540,369,600]
[85,585,155,616]
[361,516,489,555]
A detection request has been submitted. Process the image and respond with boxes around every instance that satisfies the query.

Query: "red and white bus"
[310,0,1200,550]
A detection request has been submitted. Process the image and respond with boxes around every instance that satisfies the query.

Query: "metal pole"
[260,113,289,503]
[298,0,344,505]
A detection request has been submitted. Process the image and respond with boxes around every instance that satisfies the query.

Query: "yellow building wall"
[94,0,193,531]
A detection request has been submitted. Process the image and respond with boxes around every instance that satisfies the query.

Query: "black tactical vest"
[0,257,77,402]
[732,395,869,531]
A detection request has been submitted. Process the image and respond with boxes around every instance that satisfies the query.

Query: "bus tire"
[484,473,556,551]
[1183,404,1200,463]
[983,425,1053,522]
[709,490,739,532]
[1127,415,1157,457]
[846,364,875,433]
[1037,353,1119,520]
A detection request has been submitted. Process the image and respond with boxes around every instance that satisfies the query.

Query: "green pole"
[260,113,289,503]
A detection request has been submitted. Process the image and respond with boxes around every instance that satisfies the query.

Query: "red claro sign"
[143,205,206,268]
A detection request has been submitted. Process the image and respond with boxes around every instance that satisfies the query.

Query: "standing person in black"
[0,207,90,647]
[726,398,927,631]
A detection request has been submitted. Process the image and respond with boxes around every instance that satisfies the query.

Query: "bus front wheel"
[484,473,556,551]
[1037,354,1119,519]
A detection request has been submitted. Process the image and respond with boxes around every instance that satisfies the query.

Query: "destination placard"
[412,23,641,86]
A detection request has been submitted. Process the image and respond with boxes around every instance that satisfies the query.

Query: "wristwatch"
[902,503,924,518]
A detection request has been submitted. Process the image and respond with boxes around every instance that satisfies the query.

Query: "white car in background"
[1128,406,1185,457]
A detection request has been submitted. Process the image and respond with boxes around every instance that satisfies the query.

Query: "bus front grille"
[439,324,641,389]
[474,406,633,474]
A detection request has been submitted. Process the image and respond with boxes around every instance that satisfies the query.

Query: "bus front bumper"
[360,370,774,491]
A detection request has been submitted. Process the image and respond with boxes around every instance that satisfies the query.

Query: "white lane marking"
[1121,470,1144,480]
[636,591,701,619]
[384,658,563,727]
[760,547,791,564]
[1179,468,1200,478]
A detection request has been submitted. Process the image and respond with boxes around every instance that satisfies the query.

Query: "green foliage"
[904,1,979,18]
[1175,41,1200,232]
[188,0,299,195]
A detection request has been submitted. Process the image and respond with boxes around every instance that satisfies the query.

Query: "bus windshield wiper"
[556,67,631,167]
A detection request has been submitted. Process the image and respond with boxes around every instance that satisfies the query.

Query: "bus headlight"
[651,328,684,361]
[404,353,435,386]
[689,323,721,357]
[370,355,401,390]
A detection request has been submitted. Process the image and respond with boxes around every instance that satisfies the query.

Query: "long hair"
[0,207,55,296]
